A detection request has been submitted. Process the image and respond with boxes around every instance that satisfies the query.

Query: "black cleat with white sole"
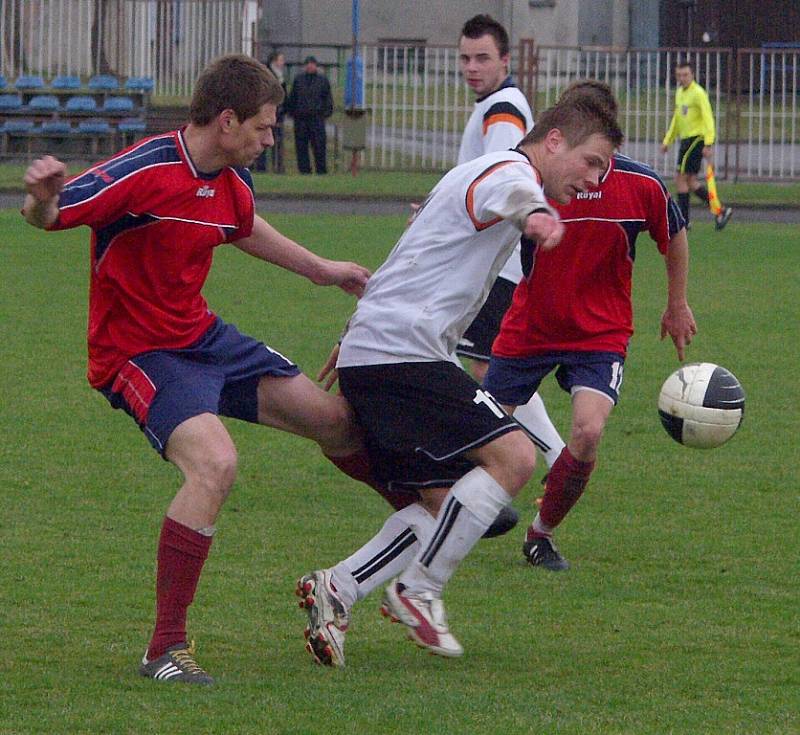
[139,642,214,685]
[522,535,570,571]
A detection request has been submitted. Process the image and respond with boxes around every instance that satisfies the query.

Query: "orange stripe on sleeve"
[465,160,516,231]
[482,113,526,135]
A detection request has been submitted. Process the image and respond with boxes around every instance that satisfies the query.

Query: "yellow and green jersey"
[662,81,716,146]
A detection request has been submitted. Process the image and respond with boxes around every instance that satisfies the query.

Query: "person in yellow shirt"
[661,61,732,231]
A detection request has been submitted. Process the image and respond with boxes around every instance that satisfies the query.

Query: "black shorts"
[338,361,520,491]
[455,277,517,362]
[677,136,704,175]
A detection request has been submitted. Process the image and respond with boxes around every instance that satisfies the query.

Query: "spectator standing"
[287,56,333,174]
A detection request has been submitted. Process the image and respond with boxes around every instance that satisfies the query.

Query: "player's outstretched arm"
[234,215,371,297]
[22,155,67,229]
[660,228,697,361]
[522,211,564,251]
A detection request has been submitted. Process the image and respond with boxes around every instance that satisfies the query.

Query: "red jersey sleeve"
[223,166,256,242]
[50,161,147,232]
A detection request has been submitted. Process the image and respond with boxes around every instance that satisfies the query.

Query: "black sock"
[678,192,690,226]
[694,185,710,204]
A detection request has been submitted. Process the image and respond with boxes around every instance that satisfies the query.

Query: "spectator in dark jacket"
[287,56,334,174]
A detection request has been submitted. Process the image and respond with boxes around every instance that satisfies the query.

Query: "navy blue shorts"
[99,317,300,455]
[484,351,626,406]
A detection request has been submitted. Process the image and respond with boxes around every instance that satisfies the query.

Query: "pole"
[349,0,361,175]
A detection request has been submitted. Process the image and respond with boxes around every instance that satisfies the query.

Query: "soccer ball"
[658,362,745,449]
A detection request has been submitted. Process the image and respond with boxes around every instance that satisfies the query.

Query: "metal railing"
[0,0,258,95]
[349,42,799,181]
[1,3,797,179]
[735,48,799,179]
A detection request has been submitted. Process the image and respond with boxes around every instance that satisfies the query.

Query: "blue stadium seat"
[51,75,82,89]
[0,94,22,110]
[102,96,135,113]
[39,120,72,135]
[27,95,60,111]
[118,117,147,133]
[125,76,155,92]
[1,119,35,133]
[77,118,111,134]
[15,74,45,90]
[88,74,119,90]
[65,95,97,112]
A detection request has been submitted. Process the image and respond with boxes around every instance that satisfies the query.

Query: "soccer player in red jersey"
[485,81,698,569]
[22,54,371,685]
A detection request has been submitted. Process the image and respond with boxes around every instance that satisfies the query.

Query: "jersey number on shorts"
[473,389,506,418]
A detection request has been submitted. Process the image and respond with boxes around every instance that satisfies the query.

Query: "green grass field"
[1,210,798,734]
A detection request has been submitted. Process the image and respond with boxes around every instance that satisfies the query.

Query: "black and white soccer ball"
[658,362,745,449]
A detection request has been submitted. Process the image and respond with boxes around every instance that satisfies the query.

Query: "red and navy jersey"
[49,129,255,388]
[493,154,685,358]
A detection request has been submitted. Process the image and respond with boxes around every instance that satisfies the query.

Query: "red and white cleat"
[381,580,463,658]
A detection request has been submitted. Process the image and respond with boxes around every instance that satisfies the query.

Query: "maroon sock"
[147,516,212,661]
[528,447,594,540]
[324,450,419,510]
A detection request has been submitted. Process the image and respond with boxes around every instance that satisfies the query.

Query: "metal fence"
[0,0,258,95]
[352,43,799,181]
[735,48,799,179]
[0,2,797,179]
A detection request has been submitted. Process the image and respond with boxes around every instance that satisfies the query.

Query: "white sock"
[399,467,512,597]
[330,503,436,608]
[513,392,566,469]
[531,514,554,537]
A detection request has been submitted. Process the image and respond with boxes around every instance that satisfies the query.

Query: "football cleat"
[381,580,463,657]
[522,534,570,571]
[715,207,733,231]
[482,504,519,538]
[296,569,349,667]
[139,641,214,685]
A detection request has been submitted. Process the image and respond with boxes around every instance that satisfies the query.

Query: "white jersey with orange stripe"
[457,79,533,165]
[457,79,533,284]
[338,150,554,368]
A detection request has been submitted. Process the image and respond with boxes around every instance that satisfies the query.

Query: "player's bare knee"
[571,419,604,455]
[190,446,239,496]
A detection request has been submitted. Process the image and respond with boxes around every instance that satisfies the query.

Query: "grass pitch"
[1,210,797,734]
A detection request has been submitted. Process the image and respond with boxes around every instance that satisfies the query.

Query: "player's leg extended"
[256,372,366,455]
